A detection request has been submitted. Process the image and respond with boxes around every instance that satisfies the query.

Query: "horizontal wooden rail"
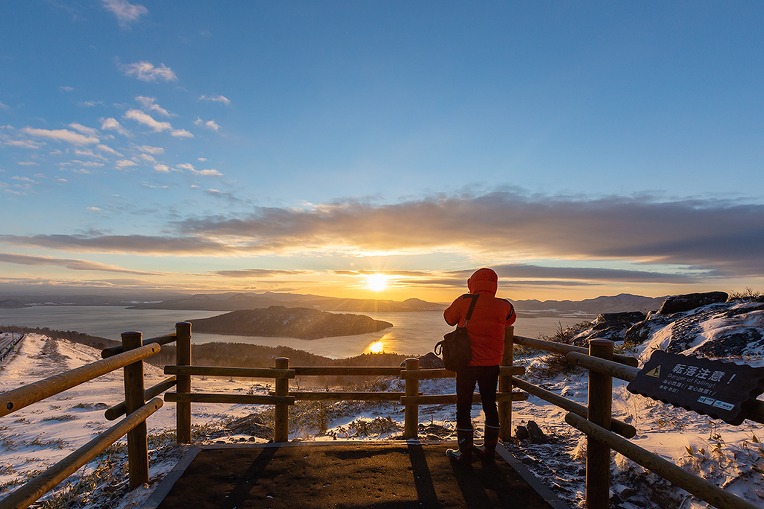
[565,412,759,509]
[294,366,403,376]
[165,392,296,405]
[399,365,525,380]
[514,335,638,367]
[101,333,177,358]
[511,376,636,438]
[1,344,160,418]
[165,365,295,379]
[105,376,177,421]
[289,391,404,402]
[0,397,163,509]
[400,391,527,406]
[565,351,640,381]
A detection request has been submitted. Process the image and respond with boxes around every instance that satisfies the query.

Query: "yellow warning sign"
[645,365,661,378]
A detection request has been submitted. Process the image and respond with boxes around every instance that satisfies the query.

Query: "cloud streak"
[0,252,157,275]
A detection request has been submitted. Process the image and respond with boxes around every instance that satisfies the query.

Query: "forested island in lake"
[189,306,393,339]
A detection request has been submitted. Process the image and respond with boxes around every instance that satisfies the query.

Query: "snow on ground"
[1,300,764,508]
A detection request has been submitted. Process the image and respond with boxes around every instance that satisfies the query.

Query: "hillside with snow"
[1,293,763,508]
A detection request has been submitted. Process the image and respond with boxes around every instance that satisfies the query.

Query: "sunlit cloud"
[194,118,220,131]
[1,234,234,255]
[4,139,42,149]
[101,117,131,136]
[121,61,176,82]
[124,109,171,132]
[136,96,173,117]
[103,0,148,26]
[21,127,99,146]
[140,145,164,155]
[115,159,138,169]
[154,164,170,173]
[0,252,157,275]
[199,94,231,105]
[171,129,193,138]
[212,269,310,278]
[86,206,102,212]
[97,144,121,156]
[68,123,98,136]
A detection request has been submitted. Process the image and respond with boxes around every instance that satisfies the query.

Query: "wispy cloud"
[101,117,131,136]
[121,61,177,82]
[102,0,148,26]
[1,234,234,255]
[0,252,156,275]
[199,94,231,105]
[194,118,220,131]
[21,127,99,146]
[136,96,173,117]
[212,269,310,278]
[124,109,171,132]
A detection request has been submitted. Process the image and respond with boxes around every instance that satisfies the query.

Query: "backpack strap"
[464,294,479,324]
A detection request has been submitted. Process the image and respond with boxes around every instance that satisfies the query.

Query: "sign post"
[627,351,764,425]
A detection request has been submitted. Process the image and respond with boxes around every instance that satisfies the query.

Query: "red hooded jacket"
[443,268,516,366]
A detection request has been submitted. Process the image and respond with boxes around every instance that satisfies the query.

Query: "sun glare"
[368,340,385,354]
[365,273,388,292]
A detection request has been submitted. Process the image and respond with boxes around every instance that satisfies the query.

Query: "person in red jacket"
[443,268,516,464]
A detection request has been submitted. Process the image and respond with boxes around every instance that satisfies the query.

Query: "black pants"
[455,365,500,430]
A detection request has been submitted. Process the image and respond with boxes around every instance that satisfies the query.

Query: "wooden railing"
[163,327,526,442]
[0,323,188,509]
[513,335,763,509]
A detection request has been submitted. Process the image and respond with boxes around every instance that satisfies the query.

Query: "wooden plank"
[400,391,527,406]
[294,366,402,376]
[289,391,404,402]
[101,333,177,358]
[105,376,177,421]
[165,365,296,379]
[1,343,160,418]
[175,322,192,444]
[566,352,640,382]
[511,376,636,439]
[165,392,295,405]
[514,335,638,367]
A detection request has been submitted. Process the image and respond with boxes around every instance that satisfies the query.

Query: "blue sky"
[1,1,763,302]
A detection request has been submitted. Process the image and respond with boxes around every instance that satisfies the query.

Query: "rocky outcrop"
[190,306,393,339]
[570,312,647,345]
[657,292,728,315]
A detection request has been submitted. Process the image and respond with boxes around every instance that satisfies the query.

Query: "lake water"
[0,306,589,359]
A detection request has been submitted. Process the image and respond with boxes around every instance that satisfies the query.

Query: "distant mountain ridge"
[0,290,666,316]
[514,293,666,315]
[128,291,443,312]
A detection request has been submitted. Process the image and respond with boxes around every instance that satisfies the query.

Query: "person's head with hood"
[467,268,498,296]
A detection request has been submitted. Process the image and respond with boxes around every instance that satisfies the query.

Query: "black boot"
[446,428,473,464]
[476,424,500,464]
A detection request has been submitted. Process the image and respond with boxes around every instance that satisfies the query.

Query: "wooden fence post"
[122,331,149,489]
[586,339,614,509]
[274,357,290,442]
[499,326,514,441]
[404,358,419,439]
[175,322,192,444]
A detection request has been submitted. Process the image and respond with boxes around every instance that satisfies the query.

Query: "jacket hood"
[467,268,498,296]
